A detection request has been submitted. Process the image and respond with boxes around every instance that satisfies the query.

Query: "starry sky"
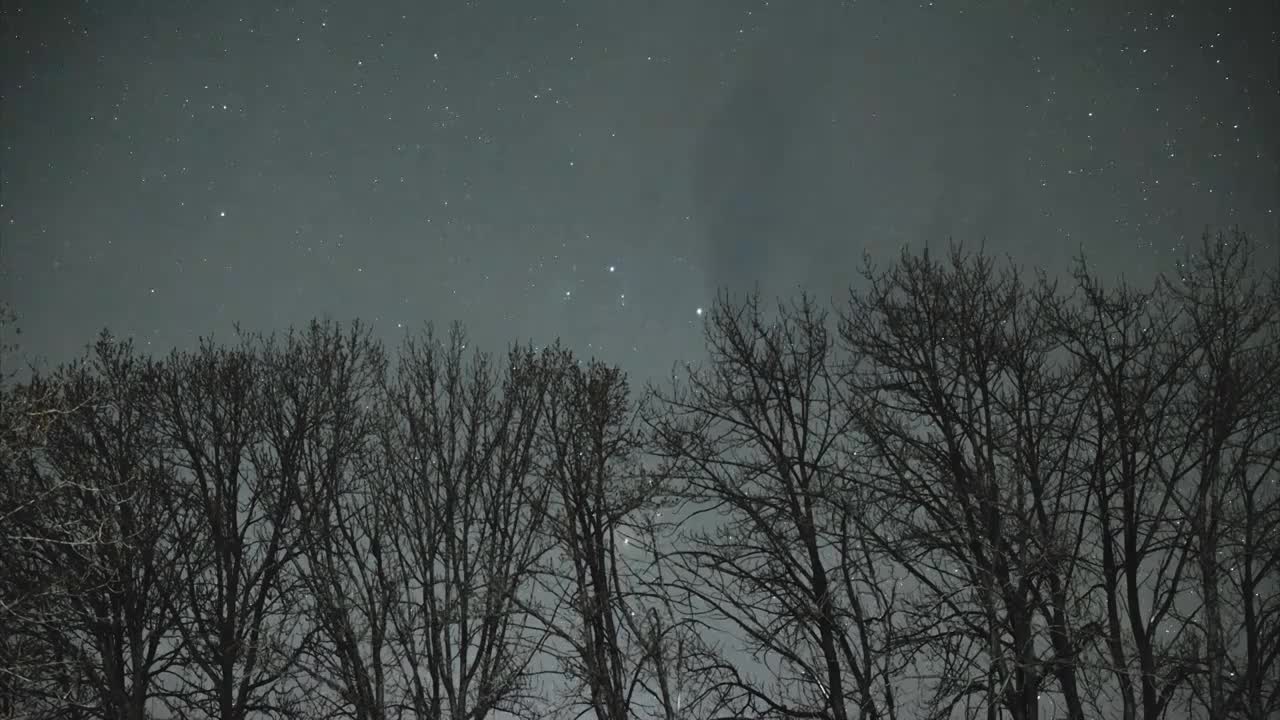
[2,0,1277,380]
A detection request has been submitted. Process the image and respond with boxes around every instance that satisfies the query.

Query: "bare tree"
[839,248,1089,720]
[377,325,556,720]
[273,321,392,720]
[1,334,186,720]
[604,500,743,720]
[1,378,81,717]
[155,329,322,720]
[1161,230,1280,719]
[7,228,1271,720]
[650,293,900,720]
[523,348,660,720]
[37,336,184,720]
[0,305,81,717]
[1052,252,1211,720]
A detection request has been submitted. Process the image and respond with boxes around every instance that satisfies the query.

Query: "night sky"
[3,0,1277,379]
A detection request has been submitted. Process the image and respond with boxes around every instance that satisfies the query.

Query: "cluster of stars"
[1,0,1273,390]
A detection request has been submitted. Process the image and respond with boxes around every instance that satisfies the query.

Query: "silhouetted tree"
[272,321,391,720]
[1162,231,1280,719]
[0,305,74,716]
[523,349,656,720]
[155,330,318,720]
[1050,250,1213,720]
[41,337,183,720]
[6,227,1276,720]
[2,334,185,720]
[1,377,79,717]
[840,248,1088,720]
[651,294,901,720]
[377,325,556,720]
[616,506,736,720]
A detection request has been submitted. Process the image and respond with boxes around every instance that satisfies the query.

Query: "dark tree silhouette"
[1052,249,1214,720]
[1036,229,1280,720]
[375,325,556,720]
[2,367,92,718]
[4,229,1276,720]
[523,348,656,720]
[615,505,735,720]
[839,248,1088,720]
[155,330,320,720]
[2,335,183,720]
[1162,231,1280,719]
[650,293,901,720]
[271,320,391,720]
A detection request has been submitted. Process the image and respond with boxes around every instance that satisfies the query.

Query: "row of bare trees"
[2,229,1277,720]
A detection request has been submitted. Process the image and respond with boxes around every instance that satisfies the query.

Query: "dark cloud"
[693,9,841,300]
[693,63,788,297]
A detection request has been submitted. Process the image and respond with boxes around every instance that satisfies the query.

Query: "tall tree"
[0,304,80,717]
[378,326,556,720]
[840,248,1088,720]
[1163,230,1280,719]
[651,294,900,720]
[2,335,183,720]
[36,336,185,720]
[276,321,391,720]
[155,330,317,720]
[1050,252,1212,720]
[1,371,82,717]
[526,348,656,720]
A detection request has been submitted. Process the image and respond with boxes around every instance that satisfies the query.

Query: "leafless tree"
[154,328,324,720]
[605,501,743,720]
[8,228,1272,720]
[37,336,184,720]
[1,377,80,717]
[839,248,1089,720]
[649,293,901,720]
[1049,248,1218,720]
[377,325,556,720]
[521,347,663,720]
[0,305,77,716]
[1,334,186,720]
[1160,230,1280,719]
[1042,230,1280,720]
[271,320,392,720]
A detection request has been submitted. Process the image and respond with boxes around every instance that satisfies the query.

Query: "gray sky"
[3,0,1276,380]
[2,3,1277,718]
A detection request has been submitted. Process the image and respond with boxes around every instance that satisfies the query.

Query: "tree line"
[2,229,1277,720]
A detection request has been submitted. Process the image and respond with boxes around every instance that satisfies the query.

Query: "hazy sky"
[3,0,1276,380]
